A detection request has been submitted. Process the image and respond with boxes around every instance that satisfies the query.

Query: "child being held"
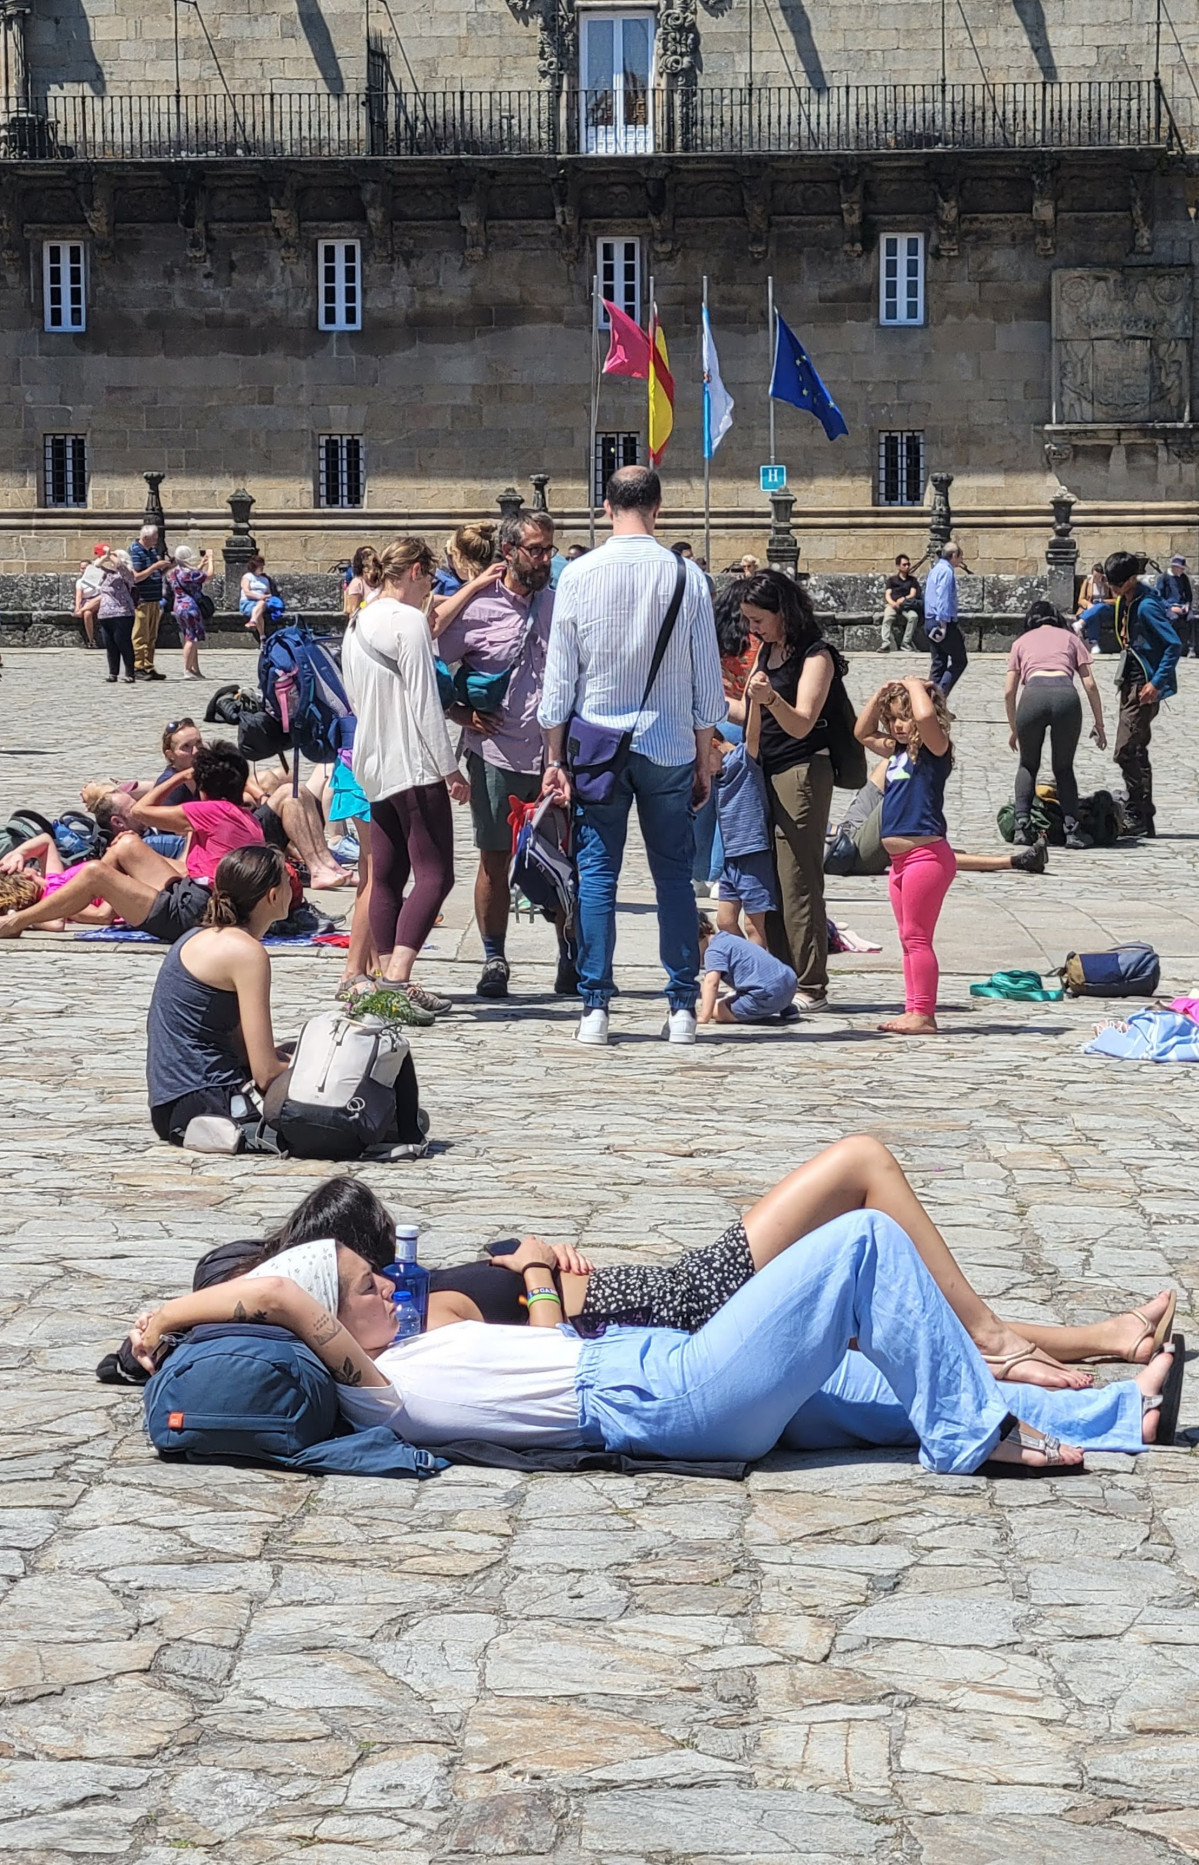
[710,733,776,947]
[697,913,798,1026]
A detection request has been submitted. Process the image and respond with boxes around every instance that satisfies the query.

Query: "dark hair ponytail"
[203,845,287,927]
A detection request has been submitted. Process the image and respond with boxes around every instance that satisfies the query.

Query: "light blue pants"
[575,1211,1144,1473]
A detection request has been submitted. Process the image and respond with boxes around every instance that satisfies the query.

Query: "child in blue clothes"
[697,914,798,1025]
[710,734,776,947]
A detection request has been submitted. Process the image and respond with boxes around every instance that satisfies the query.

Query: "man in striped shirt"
[539,466,727,1046]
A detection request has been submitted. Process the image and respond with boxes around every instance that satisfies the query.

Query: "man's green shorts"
[467,751,542,852]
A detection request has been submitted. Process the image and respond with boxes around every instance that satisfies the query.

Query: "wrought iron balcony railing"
[0,80,1179,163]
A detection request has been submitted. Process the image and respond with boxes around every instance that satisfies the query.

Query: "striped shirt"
[538,535,727,767]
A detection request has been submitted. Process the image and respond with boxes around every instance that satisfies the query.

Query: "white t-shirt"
[337,1321,586,1449]
[341,597,458,802]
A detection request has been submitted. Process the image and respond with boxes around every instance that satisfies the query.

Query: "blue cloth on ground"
[1084,1008,1199,1063]
[74,927,327,947]
[714,742,772,858]
[704,929,794,1017]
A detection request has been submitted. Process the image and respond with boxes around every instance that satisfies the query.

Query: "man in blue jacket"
[1106,550,1182,836]
[1156,553,1195,660]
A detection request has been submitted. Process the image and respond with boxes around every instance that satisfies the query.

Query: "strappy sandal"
[1142,1334,1186,1447]
[335,973,379,1003]
[982,1344,1089,1385]
[981,1413,1083,1478]
[1082,1292,1177,1365]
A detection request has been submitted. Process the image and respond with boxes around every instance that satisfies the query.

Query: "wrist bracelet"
[546,760,564,770]
[522,1263,557,1275]
[525,1290,562,1307]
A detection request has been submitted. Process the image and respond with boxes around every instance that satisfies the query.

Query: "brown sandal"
[1081,1292,1177,1366]
[982,1344,1085,1385]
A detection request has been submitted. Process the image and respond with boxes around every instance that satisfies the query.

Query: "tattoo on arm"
[309,1309,341,1347]
[232,1300,270,1324]
[339,1358,363,1387]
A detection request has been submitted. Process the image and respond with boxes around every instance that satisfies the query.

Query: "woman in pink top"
[1004,601,1106,850]
[129,741,265,881]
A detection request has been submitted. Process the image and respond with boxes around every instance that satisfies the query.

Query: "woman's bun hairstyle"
[447,522,496,580]
[203,844,287,928]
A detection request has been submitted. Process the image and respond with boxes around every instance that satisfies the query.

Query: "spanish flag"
[647,304,675,465]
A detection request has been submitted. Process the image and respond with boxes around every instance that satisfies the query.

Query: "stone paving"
[0,645,1198,1864]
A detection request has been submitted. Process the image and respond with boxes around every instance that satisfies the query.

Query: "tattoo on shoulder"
[309,1310,341,1346]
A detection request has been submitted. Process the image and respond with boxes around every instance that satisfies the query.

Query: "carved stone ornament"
[1129,172,1153,256]
[1031,162,1056,258]
[174,170,208,264]
[77,170,115,262]
[1043,439,1072,470]
[838,168,863,259]
[267,178,301,264]
[740,170,770,262]
[0,172,22,274]
[535,0,577,83]
[658,0,698,79]
[360,177,393,263]
[932,175,959,258]
[551,165,582,260]
[645,170,676,260]
[457,172,488,263]
[1053,268,1190,425]
[926,470,954,560]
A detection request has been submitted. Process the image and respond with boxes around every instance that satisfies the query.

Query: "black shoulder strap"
[633,554,688,725]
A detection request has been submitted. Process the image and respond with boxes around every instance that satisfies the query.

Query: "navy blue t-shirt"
[880,747,951,840]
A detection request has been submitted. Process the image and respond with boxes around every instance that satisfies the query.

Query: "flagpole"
[767,274,776,465]
[588,271,600,548]
[648,272,656,470]
[702,273,711,570]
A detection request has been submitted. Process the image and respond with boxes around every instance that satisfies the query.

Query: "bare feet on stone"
[878,1012,939,1036]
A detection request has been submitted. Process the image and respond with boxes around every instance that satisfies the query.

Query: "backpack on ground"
[1077,788,1120,847]
[206,682,263,728]
[1058,942,1161,997]
[269,1010,426,1159]
[143,1323,443,1478]
[52,809,104,864]
[0,808,56,860]
[508,795,576,928]
[997,794,1065,846]
[257,624,353,762]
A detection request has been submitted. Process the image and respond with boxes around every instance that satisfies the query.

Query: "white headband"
[246,1236,339,1315]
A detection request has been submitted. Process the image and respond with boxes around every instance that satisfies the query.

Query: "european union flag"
[770,310,848,442]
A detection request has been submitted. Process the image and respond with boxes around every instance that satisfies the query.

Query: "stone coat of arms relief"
[1052,268,1192,425]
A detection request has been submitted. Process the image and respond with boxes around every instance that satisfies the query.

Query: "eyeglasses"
[517,544,555,560]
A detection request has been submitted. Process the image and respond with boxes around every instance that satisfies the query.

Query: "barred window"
[597,238,641,328]
[594,431,640,504]
[879,233,925,327]
[318,240,361,331]
[877,431,925,506]
[318,435,364,508]
[43,241,86,332]
[43,434,87,506]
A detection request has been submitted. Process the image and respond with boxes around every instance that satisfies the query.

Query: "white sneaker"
[577,1008,610,1045]
[662,1008,697,1044]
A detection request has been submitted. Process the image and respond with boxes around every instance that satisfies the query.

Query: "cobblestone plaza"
[0,646,1198,1861]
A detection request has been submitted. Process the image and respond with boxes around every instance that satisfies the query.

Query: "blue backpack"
[143,1324,444,1480]
[258,625,354,762]
[1059,942,1161,997]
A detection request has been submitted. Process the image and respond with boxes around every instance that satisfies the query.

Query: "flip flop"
[1150,1334,1186,1447]
[1081,1291,1177,1365]
[982,1344,1092,1387]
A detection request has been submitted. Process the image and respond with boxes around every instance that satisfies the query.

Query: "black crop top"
[427,1261,530,1325]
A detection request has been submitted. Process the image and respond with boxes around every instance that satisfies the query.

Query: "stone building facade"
[0,0,1197,579]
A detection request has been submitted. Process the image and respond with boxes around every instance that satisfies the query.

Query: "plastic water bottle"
[390,1290,422,1343]
[390,1224,429,1332]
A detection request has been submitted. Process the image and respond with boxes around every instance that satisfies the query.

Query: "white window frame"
[42,433,88,507]
[579,10,656,155]
[596,237,641,328]
[879,232,925,327]
[594,430,640,504]
[876,430,926,507]
[317,239,361,332]
[42,240,87,332]
[318,434,365,509]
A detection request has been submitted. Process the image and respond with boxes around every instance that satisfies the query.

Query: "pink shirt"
[180,799,265,882]
[1008,626,1092,682]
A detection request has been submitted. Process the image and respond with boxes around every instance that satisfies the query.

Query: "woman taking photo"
[341,537,469,1018]
[727,569,844,1008]
[1004,600,1106,850]
[168,545,214,680]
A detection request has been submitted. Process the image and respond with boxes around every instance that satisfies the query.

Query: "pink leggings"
[887,838,955,1016]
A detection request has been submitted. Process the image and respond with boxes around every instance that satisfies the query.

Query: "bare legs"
[0,857,160,936]
[474,848,511,945]
[339,817,378,989]
[268,789,348,889]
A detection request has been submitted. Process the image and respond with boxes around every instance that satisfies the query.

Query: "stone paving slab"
[0,647,1197,1863]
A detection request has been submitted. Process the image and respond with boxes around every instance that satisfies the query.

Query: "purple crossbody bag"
[566,555,687,805]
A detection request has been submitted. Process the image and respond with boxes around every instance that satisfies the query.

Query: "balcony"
[0,81,1180,164]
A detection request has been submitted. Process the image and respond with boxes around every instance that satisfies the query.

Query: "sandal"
[980,1412,1082,1478]
[1082,1291,1177,1365]
[1143,1334,1186,1446]
[335,973,378,1003]
[982,1344,1089,1386]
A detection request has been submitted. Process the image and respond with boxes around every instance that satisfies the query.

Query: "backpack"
[52,809,104,864]
[508,795,576,927]
[997,794,1065,846]
[143,1323,443,1479]
[1077,788,1120,847]
[0,807,56,860]
[257,624,353,762]
[1058,942,1161,997]
[271,1011,426,1159]
[206,682,263,727]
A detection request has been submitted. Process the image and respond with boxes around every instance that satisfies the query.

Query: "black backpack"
[0,808,56,860]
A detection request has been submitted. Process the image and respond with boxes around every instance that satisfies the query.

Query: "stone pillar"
[529,472,550,514]
[0,0,30,111]
[1046,486,1078,613]
[766,489,799,578]
[926,471,954,562]
[496,485,523,521]
[142,471,167,557]
[223,486,257,586]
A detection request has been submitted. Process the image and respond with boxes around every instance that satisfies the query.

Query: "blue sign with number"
[760,464,787,493]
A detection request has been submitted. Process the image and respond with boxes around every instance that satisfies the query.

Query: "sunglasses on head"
[165,717,196,736]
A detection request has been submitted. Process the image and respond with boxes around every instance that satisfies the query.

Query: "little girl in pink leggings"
[855,676,956,1036]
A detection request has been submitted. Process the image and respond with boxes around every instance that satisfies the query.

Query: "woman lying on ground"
[0,863,115,932]
[128,1196,1182,1476]
[157,1139,1175,1393]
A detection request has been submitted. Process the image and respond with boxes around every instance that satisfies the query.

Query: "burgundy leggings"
[368,781,455,959]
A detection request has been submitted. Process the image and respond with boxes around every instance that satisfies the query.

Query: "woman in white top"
[340,536,469,1016]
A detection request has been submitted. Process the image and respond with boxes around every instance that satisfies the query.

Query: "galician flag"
[702,306,733,458]
[648,305,675,465]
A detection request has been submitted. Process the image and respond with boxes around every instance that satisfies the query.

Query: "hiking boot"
[1011,836,1048,874]
[1064,826,1095,850]
[476,956,510,999]
[348,985,435,1028]
[554,954,580,996]
[1012,817,1035,846]
[402,980,453,1016]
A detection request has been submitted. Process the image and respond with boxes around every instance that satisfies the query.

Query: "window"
[43,434,88,507]
[594,431,640,504]
[42,241,86,332]
[318,240,361,331]
[318,435,364,508]
[876,431,925,506]
[597,237,641,328]
[879,233,924,326]
[580,11,655,155]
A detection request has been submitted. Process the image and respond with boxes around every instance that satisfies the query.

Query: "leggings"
[368,781,455,959]
[100,613,135,679]
[1014,677,1081,822]
[887,838,955,1015]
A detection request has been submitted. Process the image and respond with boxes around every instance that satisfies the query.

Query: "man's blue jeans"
[929,622,969,694]
[574,751,698,1012]
[1078,601,1113,648]
[576,1210,1143,1472]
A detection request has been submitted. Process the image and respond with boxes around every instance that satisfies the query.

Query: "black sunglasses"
[164,717,196,736]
